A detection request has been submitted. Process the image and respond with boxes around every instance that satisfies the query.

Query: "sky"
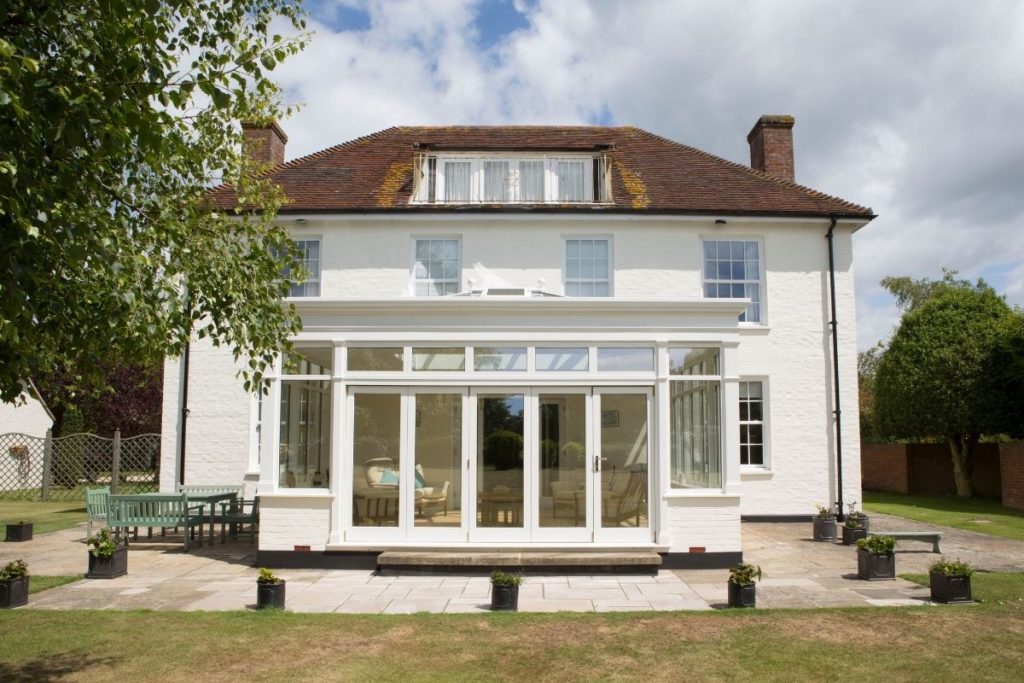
[277,0,1024,350]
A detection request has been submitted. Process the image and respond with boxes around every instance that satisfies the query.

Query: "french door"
[345,386,651,543]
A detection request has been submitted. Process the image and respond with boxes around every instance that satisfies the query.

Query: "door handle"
[594,454,600,473]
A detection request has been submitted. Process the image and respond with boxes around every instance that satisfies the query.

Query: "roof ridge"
[626,127,873,215]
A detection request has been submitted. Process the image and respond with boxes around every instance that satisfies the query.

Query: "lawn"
[863,491,1024,542]
[28,576,82,595]
[1,574,1022,682]
[0,501,86,535]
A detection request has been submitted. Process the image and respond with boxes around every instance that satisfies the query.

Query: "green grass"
[28,576,82,595]
[1,574,1023,682]
[0,501,85,535]
[903,571,1024,606]
[863,491,1024,542]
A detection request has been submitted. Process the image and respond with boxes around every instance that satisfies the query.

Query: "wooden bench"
[108,494,206,551]
[869,530,943,553]
[85,486,110,539]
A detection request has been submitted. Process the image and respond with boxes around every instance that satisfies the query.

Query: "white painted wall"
[161,214,865,551]
[0,393,53,493]
[0,393,53,439]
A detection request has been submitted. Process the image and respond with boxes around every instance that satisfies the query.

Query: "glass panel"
[477,394,525,528]
[483,160,511,202]
[557,160,586,201]
[352,393,401,526]
[288,239,321,297]
[519,160,544,201]
[282,345,333,376]
[414,394,462,528]
[536,347,589,371]
[474,347,527,371]
[538,394,587,528]
[443,161,471,202]
[412,347,466,371]
[670,380,722,488]
[600,393,649,528]
[279,380,331,488]
[348,347,403,371]
[597,347,654,372]
[668,347,720,376]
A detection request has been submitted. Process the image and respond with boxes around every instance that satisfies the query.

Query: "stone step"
[377,551,662,575]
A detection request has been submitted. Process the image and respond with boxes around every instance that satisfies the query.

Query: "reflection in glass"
[670,380,722,488]
[412,347,466,371]
[539,394,587,528]
[599,394,649,528]
[476,395,525,528]
[352,393,401,526]
[414,394,462,528]
[668,347,720,376]
[279,380,331,488]
[536,347,589,371]
[282,345,333,375]
[348,347,403,371]
[474,347,527,371]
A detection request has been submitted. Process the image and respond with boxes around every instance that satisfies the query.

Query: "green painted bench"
[85,486,110,539]
[108,494,206,551]
[869,530,943,553]
[219,496,260,544]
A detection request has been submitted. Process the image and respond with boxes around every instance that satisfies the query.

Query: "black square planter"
[257,580,286,609]
[727,582,756,608]
[842,525,868,545]
[857,549,895,580]
[813,518,837,542]
[930,572,973,604]
[86,545,128,579]
[0,576,29,608]
[5,523,33,542]
[490,584,520,611]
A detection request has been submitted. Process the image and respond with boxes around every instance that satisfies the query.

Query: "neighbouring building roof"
[211,125,873,218]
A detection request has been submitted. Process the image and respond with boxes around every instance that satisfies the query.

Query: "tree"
[0,1,309,403]
[858,343,884,443]
[874,282,1017,496]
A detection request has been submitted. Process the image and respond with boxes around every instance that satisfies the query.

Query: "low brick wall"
[1001,442,1024,511]
[863,442,1013,500]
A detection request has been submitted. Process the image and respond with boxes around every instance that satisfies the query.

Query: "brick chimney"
[242,120,288,167]
[747,115,795,180]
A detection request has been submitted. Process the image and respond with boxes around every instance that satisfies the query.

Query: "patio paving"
[3,512,1022,613]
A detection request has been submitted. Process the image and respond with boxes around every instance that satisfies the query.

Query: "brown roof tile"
[210,125,873,218]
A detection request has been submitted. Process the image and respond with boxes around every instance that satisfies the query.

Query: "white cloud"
[272,0,1024,347]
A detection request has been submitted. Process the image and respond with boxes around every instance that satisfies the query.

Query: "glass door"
[593,388,653,542]
[469,390,530,542]
[409,389,468,541]
[533,390,592,542]
[347,387,406,541]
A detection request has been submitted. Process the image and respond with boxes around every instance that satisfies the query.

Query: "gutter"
[825,216,845,522]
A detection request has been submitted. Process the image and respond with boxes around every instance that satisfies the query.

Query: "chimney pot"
[747,114,795,181]
[242,120,288,167]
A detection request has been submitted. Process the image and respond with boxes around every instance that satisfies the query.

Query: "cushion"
[415,470,427,489]
[379,469,399,485]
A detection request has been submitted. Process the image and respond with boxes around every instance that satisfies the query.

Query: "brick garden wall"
[1001,442,1024,511]
[863,442,1016,501]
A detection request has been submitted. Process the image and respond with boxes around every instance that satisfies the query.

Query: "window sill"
[738,323,770,333]
[740,468,774,479]
[663,489,740,500]
[262,490,333,500]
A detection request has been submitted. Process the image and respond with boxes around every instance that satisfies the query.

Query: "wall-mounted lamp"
[295,218,308,224]
[714,219,727,225]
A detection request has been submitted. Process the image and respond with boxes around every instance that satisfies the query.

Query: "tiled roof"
[210,126,874,218]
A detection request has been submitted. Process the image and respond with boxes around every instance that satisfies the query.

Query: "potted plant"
[256,568,286,609]
[727,562,762,608]
[812,504,837,542]
[856,535,896,580]
[929,558,974,604]
[841,503,869,546]
[5,520,33,542]
[490,570,524,611]
[86,528,128,579]
[0,559,29,608]
[845,501,869,530]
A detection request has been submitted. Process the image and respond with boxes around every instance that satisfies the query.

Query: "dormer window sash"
[415,154,603,204]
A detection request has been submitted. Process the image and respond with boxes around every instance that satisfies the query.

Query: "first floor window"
[284,239,321,297]
[564,238,611,296]
[702,239,762,322]
[739,380,765,466]
[413,238,461,296]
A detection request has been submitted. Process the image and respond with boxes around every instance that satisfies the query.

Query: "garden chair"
[85,486,111,539]
[219,496,260,544]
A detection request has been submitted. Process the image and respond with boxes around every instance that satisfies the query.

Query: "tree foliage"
[874,278,1021,496]
[0,0,310,402]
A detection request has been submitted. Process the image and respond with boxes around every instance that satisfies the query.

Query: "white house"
[160,116,873,569]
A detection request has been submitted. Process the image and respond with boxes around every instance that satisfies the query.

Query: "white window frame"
[411,237,462,297]
[562,235,613,297]
[417,153,596,204]
[288,237,322,298]
[738,377,770,470]
[700,237,766,324]
[248,391,264,474]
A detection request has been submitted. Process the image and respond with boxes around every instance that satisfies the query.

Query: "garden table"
[130,490,239,545]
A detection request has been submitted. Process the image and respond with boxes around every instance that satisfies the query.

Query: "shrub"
[87,528,120,558]
[857,535,895,554]
[815,504,836,519]
[257,568,281,584]
[930,558,974,577]
[483,431,524,471]
[490,570,524,587]
[0,559,28,579]
[728,563,762,586]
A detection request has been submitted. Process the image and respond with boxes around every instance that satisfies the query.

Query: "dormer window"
[413,153,610,204]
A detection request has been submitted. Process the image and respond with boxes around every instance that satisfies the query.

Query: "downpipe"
[826,216,845,522]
